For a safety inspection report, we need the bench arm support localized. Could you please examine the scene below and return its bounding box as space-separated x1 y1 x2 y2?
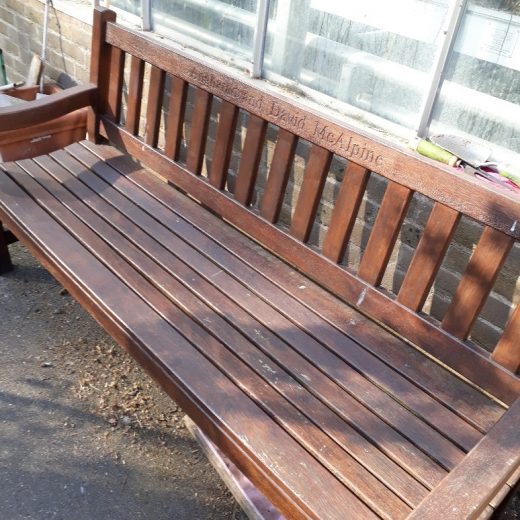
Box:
408 397 520 519
0 84 97 133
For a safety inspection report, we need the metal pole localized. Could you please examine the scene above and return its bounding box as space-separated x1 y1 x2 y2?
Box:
142 0 152 31
416 0 468 137
251 0 270 78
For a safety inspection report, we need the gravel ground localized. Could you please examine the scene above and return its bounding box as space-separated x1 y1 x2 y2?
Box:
0 243 246 520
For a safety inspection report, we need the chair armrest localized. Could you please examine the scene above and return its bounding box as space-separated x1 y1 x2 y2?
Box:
408 397 520 519
0 84 97 132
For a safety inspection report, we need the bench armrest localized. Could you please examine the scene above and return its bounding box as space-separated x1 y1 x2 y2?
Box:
0 84 97 133
408 397 520 519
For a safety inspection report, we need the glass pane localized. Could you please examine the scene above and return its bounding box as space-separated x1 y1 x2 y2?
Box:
110 0 141 17
430 1 520 160
264 0 450 130
152 0 257 63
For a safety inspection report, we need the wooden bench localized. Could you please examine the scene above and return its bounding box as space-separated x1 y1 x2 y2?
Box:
1 8 519 519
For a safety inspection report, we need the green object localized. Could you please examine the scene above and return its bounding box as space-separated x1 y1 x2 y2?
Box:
0 49 7 86
499 170 520 188
416 139 460 167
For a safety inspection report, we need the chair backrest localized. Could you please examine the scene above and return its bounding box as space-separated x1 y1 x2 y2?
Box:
90 8 520 404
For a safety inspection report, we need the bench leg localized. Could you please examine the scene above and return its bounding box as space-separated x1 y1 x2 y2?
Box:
0 221 13 274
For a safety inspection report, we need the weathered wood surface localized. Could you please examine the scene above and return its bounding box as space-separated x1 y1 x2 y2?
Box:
0 84 96 133
1 140 514 518
408 398 520 519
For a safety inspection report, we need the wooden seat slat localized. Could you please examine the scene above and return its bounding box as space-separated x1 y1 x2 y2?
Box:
62 146 475 466
68 144 482 446
322 161 370 263
186 87 212 175
260 128 298 223
1 159 381 520
289 144 332 242
73 145 483 449
144 65 165 147
52 144 450 486
208 100 239 189
82 141 507 434
164 76 187 160
397 202 460 312
31 149 435 504
442 226 515 339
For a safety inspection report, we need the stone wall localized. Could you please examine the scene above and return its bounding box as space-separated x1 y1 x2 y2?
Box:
2 0 518 353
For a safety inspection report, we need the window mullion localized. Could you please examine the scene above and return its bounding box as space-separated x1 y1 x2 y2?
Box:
416 0 468 138
251 0 271 78
142 0 152 30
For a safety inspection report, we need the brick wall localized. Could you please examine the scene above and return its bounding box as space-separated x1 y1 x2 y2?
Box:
2 0 519 352
0 0 91 87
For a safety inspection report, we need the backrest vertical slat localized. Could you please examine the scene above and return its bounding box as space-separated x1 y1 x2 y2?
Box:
290 145 332 242
208 101 239 189
107 46 125 123
397 203 460 311
260 129 298 223
88 7 116 141
322 162 369 263
164 77 188 161
144 66 166 147
234 115 268 206
442 227 514 339
358 183 413 286
186 88 213 175
492 306 520 373
125 55 145 136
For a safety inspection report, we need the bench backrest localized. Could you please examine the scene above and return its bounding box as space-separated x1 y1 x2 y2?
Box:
90 8 520 404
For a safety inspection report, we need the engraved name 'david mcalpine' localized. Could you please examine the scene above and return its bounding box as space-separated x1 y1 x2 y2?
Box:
189 67 384 167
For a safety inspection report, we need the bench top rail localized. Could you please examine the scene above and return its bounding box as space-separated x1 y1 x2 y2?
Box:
90 10 520 403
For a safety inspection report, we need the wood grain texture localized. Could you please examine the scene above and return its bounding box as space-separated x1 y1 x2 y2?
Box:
106 21 520 241
144 66 166 147
442 227 514 339
208 101 238 189
0 85 96 133
322 162 369 263
100 121 520 405
87 8 115 140
260 128 297 223
107 46 125 123
492 305 520 373
358 182 413 286
397 203 460 311
290 145 332 242
125 55 145 136
186 88 213 175
408 398 520 520
164 77 188 160
234 115 267 206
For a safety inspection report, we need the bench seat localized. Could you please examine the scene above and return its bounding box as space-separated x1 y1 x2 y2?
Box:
0 141 513 519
